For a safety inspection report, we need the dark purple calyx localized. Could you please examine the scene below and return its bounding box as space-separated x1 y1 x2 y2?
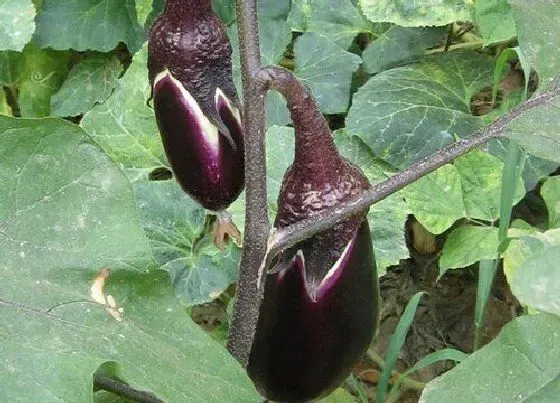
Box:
247 68 379 402
148 0 244 211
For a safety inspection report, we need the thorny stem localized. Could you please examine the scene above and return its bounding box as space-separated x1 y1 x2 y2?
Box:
227 0 269 367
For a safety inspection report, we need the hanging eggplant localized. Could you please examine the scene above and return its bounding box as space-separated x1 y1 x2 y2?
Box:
147 0 243 248
247 68 380 402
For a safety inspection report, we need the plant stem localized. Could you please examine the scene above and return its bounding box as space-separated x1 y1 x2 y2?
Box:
93 375 163 403
260 87 559 270
227 0 270 367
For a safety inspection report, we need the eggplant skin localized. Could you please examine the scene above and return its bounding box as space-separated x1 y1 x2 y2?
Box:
153 72 244 211
247 220 379 402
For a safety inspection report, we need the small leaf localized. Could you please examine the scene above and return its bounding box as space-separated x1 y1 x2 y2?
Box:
420 314 560 403
473 0 516 46
34 0 145 52
362 26 446 74
440 226 499 273
404 164 465 234
359 0 472 27
0 0 35 51
290 0 373 49
294 32 362 114
51 53 122 117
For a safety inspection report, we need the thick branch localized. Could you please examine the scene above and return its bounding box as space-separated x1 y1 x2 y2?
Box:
227 0 269 366
262 87 559 269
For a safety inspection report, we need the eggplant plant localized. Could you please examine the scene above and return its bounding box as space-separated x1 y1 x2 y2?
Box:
246 69 379 402
148 0 244 249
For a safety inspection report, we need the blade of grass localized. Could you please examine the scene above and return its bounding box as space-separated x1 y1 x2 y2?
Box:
388 348 468 401
348 374 369 403
474 140 525 349
375 292 425 403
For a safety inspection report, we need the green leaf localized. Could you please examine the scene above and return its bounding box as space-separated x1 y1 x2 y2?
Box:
509 246 560 317
0 116 259 402
542 176 560 229
376 292 425 403
473 0 516 46
420 314 560 403
0 0 36 51
440 226 499 272
347 51 493 168
359 0 472 27
509 0 560 87
81 44 166 173
504 228 560 278
34 0 145 52
362 26 446 74
51 53 122 117
0 116 152 287
135 0 154 26
404 164 465 234
294 32 362 114
335 132 410 273
454 150 525 222
134 180 240 305
0 42 69 117
506 96 560 164
289 0 373 49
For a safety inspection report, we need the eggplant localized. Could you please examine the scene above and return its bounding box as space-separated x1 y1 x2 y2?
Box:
247 68 379 402
147 0 244 212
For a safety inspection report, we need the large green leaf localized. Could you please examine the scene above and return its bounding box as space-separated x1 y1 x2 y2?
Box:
0 43 69 117
359 0 472 26
134 180 240 305
439 226 499 273
506 96 560 164
542 176 560 229
81 45 166 174
0 0 35 51
509 0 560 87
289 0 373 48
0 116 259 402
347 51 493 169
51 53 122 117
294 32 362 114
362 26 446 74
473 0 516 46
420 314 560 403
34 0 145 52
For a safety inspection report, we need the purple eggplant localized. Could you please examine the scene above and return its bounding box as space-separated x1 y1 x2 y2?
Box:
147 0 244 212
247 68 379 402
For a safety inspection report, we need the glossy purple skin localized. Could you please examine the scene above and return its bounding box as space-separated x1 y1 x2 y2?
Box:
153 74 244 211
248 221 378 402
148 0 243 211
247 70 379 402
